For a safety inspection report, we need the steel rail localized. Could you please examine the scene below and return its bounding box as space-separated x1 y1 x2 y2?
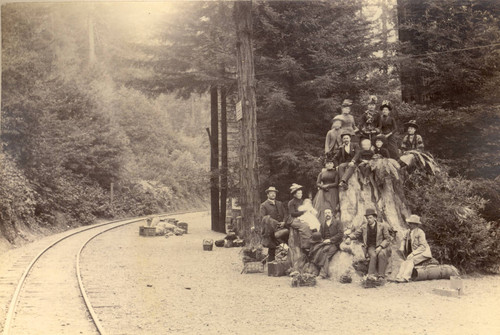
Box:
2 210 197 335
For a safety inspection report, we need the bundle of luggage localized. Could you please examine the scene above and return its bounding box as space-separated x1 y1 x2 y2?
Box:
215 232 245 249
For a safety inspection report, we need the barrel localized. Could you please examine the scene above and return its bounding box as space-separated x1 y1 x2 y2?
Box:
412 264 459 281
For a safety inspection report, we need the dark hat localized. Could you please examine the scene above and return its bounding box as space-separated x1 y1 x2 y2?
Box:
340 130 353 138
290 183 303 194
342 99 353 107
311 232 323 243
265 186 279 194
405 120 419 130
364 208 378 217
380 100 392 111
374 134 387 144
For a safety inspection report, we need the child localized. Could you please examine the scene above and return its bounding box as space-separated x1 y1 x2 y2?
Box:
373 134 390 158
401 120 424 152
339 138 374 189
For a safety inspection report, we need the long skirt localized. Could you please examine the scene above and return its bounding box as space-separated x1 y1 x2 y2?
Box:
313 187 339 223
386 134 399 159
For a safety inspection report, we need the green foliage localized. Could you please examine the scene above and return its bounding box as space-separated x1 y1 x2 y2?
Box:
0 153 37 242
1 3 210 240
404 170 500 273
397 103 500 179
399 0 500 104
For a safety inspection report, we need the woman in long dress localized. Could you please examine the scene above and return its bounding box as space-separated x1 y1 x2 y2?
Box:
313 158 339 224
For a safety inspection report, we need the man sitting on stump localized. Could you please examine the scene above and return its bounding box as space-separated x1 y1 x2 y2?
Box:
309 208 344 278
346 209 392 280
260 186 287 262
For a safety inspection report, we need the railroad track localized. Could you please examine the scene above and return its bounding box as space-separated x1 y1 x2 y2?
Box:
1 213 185 335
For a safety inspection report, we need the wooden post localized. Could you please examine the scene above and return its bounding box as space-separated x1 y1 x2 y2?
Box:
220 85 228 233
233 1 260 242
110 182 114 216
209 85 220 232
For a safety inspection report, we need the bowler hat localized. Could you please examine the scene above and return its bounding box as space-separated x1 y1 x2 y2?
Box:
342 99 353 107
405 120 419 130
380 100 392 111
340 130 353 138
290 183 303 194
364 208 378 217
311 232 323 243
265 186 279 194
406 214 422 225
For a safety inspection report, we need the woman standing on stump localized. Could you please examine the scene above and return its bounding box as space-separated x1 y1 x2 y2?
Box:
313 158 339 224
377 100 399 159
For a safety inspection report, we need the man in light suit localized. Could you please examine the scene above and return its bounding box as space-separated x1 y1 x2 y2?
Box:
395 214 432 282
346 208 392 279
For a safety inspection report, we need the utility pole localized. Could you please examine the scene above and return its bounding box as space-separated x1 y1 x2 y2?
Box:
220 84 228 233
207 85 220 232
233 1 260 242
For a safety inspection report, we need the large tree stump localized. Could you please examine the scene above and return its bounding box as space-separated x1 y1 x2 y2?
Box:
330 167 410 280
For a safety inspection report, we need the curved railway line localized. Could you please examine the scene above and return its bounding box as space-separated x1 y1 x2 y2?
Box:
1 213 183 335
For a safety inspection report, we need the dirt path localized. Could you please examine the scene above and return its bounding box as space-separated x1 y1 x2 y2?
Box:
81 211 500 335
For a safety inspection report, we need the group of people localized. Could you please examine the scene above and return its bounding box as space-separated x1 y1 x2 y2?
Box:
259 96 432 282
318 97 425 217
260 184 433 282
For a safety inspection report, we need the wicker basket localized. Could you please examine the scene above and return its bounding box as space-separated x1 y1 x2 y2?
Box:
242 261 264 274
203 239 214 251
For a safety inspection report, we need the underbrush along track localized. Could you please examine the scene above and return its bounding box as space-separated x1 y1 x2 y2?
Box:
2 211 193 335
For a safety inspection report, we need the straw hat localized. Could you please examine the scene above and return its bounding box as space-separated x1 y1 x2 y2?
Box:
290 183 303 194
342 99 353 107
265 186 279 194
406 214 422 225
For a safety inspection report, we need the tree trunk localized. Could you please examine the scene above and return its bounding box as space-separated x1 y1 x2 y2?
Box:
233 1 260 242
209 85 220 232
220 85 228 233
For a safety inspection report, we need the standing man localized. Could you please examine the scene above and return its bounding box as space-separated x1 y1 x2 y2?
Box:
310 209 344 278
346 208 392 280
260 186 287 262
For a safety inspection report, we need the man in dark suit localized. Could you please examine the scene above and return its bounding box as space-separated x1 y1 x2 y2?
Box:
334 131 360 190
310 209 344 278
346 208 392 279
260 186 287 261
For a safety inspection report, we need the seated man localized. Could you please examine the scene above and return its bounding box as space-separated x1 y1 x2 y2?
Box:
346 208 392 280
309 209 343 278
338 138 374 189
395 215 432 283
334 131 360 190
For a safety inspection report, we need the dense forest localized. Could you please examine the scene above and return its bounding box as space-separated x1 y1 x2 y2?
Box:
1 1 499 271
1 3 211 244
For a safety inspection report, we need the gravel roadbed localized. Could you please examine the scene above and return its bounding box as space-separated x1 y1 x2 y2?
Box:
80 211 500 335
